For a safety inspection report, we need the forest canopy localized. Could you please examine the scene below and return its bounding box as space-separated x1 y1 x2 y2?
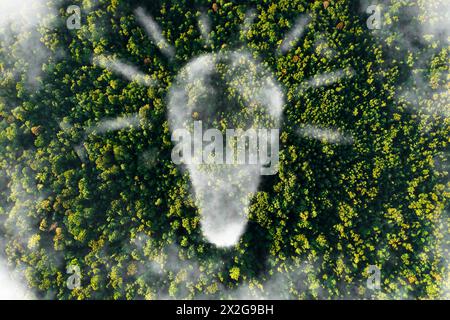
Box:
0 0 449 299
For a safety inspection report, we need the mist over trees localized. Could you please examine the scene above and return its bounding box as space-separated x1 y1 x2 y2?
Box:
0 0 449 299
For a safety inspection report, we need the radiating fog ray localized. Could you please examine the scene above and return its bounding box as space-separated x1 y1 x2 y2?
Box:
59 114 142 163
279 16 310 54
93 55 155 87
401 89 450 119
86 114 141 135
399 67 450 120
134 7 175 58
240 9 257 37
58 121 88 163
298 124 354 145
313 35 337 59
198 13 212 47
296 68 354 92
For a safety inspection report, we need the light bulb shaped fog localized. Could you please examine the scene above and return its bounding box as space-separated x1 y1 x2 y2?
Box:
168 51 283 247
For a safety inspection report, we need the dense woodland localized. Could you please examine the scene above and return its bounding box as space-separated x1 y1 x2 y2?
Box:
0 0 449 299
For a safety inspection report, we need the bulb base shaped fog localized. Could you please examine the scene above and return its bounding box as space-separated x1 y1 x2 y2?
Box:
168 51 283 248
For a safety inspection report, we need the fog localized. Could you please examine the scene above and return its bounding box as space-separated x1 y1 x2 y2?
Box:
167 51 283 247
